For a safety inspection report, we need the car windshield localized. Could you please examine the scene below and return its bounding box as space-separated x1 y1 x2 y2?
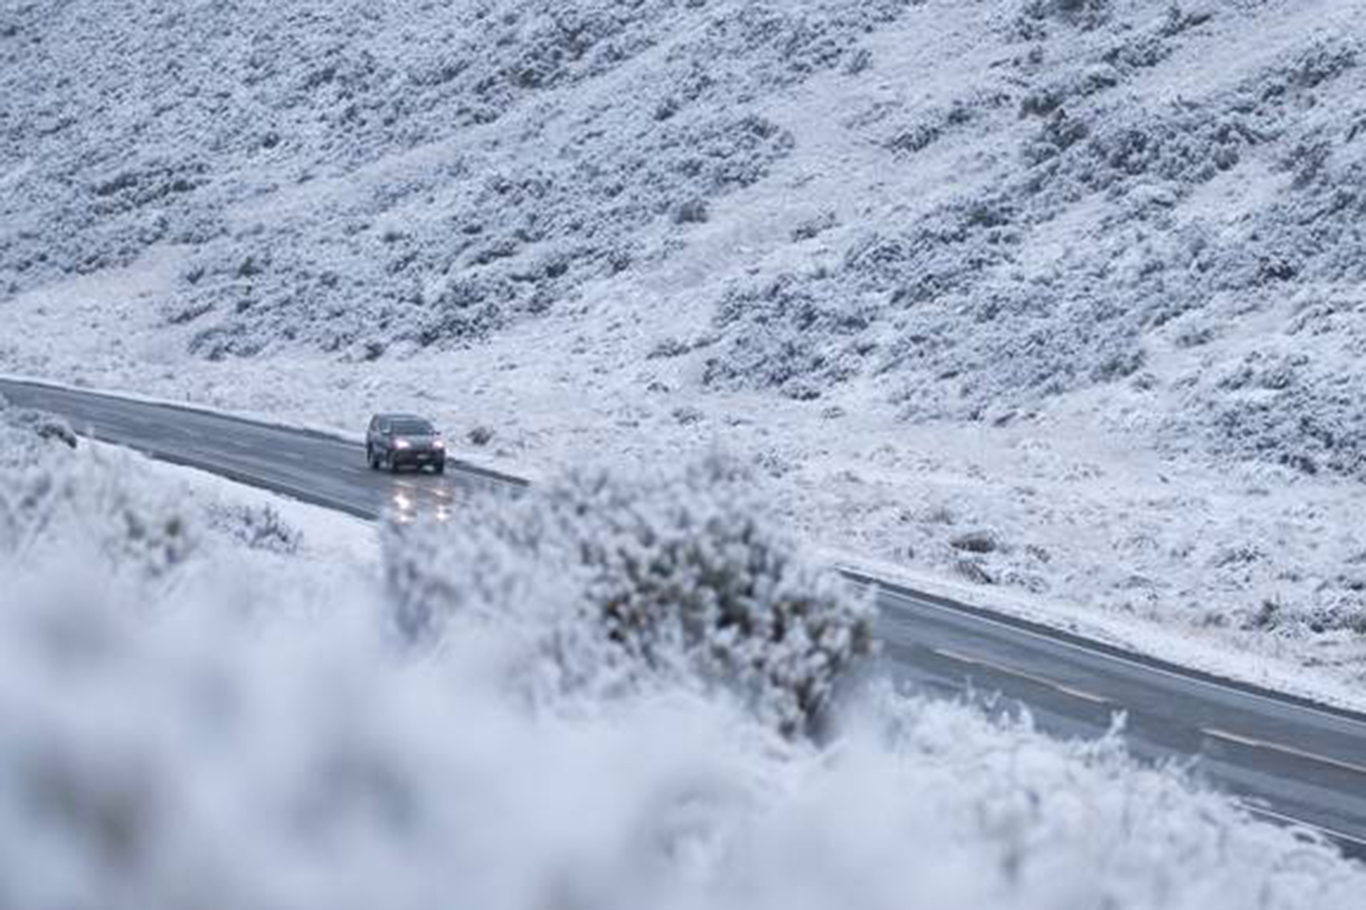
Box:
391 419 434 435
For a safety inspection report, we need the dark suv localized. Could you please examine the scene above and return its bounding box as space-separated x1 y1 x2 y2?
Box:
366 414 446 474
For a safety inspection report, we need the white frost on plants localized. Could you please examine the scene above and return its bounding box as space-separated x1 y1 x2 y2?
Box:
383 455 875 739
2 0 1365 702
0 415 1363 909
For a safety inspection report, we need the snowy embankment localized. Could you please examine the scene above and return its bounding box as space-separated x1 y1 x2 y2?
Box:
2 2 1365 701
1 407 1363 909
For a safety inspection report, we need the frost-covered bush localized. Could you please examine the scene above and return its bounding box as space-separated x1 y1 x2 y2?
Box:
0 405 78 450
0 450 197 580
384 456 875 738
705 198 1020 405
0 405 197 577
2 561 1364 910
1014 0 1112 36
1019 64 1119 117
704 275 877 399
206 502 302 554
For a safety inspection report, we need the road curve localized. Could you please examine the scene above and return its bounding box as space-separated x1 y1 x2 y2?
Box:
2 376 1364 859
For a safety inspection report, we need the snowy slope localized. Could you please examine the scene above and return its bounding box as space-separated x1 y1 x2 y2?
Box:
1 0 906 353
3 0 1366 688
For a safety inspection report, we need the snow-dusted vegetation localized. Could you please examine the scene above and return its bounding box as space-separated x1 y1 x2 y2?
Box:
1 408 1364 909
1 0 903 356
384 456 874 738
3 1 1366 694
0 407 198 577
705 9 1366 484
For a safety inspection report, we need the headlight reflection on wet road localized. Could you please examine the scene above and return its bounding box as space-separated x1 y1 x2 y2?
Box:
390 483 457 524
390 488 417 525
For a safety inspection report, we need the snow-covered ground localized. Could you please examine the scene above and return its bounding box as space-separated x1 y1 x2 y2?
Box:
2 408 1365 908
3 0 1365 705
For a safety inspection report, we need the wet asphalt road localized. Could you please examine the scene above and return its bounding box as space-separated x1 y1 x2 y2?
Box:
3 376 1363 858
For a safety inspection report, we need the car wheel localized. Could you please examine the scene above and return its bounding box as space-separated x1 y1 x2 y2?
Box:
433 462 446 476
366 445 377 470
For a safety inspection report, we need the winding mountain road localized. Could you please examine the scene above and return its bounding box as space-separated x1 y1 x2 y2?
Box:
3 376 1363 859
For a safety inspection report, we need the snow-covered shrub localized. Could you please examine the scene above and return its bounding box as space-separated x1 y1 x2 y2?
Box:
1282 35 1359 91
2 557 1364 910
1019 64 1119 117
0 402 77 453
791 210 838 241
0 406 197 578
704 275 876 398
886 120 942 155
1015 0 1111 36
4 456 198 580
1072 108 1249 188
1240 587 1366 638
206 502 302 554
950 530 1004 554
1023 109 1090 164
672 198 710 225
383 456 875 738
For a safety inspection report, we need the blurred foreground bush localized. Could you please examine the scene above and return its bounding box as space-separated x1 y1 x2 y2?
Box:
384 456 875 738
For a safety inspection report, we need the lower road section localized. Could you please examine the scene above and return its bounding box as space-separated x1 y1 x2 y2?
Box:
3 376 1363 858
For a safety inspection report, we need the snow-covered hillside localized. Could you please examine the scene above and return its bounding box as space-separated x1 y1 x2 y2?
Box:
1 0 905 354
2 410 1364 909
3 0 1366 691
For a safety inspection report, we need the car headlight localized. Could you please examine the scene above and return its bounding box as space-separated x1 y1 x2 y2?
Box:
393 439 411 449
433 439 445 449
